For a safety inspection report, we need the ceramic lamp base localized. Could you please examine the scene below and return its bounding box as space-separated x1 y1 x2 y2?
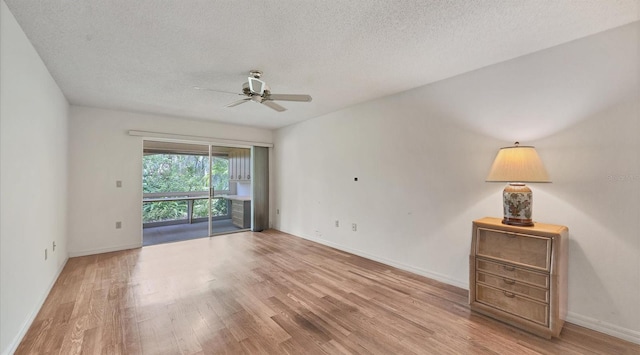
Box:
502 183 534 226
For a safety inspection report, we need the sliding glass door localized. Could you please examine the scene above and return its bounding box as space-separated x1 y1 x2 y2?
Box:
142 141 252 246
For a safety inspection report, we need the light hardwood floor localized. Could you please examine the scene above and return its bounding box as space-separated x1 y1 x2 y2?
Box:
16 230 639 354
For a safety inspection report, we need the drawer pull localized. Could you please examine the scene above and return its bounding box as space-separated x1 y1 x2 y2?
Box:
503 278 516 285
503 265 516 272
503 291 516 298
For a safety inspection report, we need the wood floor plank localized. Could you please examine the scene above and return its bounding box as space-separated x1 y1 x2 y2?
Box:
167 302 204 355
201 327 246 354
234 293 291 343
58 314 87 355
15 229 640 354
80 326 102 355
41 301 75 352
137 312 181 355
14 318 52 354
121 306 142 354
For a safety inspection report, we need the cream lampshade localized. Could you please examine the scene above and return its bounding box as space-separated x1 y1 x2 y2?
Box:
486 142 550 226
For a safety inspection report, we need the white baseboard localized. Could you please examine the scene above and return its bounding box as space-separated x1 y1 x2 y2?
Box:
278 228 640 346
289 229 468 289
68 242 141 257
566 312 640 345
3 256 69 355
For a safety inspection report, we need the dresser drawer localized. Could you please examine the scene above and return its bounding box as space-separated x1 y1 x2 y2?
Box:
477 272 548 303
476 259 549 289
476 284 549 326
476 228 551 271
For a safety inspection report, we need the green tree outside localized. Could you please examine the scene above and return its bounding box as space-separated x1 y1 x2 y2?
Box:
143 154 229 223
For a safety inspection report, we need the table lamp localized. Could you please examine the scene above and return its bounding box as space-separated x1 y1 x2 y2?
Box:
486 142 550 226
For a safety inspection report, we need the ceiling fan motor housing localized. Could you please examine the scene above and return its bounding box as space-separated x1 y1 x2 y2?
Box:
223 70 311 112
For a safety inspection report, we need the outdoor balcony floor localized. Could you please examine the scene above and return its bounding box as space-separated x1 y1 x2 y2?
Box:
143 219 245 246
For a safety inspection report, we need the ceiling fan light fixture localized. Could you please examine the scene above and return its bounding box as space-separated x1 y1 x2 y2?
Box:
248 77 266 95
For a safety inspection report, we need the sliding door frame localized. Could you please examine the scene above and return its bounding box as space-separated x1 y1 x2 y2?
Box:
137 131 272 243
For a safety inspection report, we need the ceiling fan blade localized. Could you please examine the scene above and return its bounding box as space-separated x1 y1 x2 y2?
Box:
226 98 251 107
267 94 312 102
262 100 287 112
194 86 242 95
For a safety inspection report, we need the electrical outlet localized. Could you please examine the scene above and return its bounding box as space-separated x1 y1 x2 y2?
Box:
44 248 48 260
116 180 122 188
352 223 357 232
277 209 280 215
52 241 56 252
335 220 339 227
116 221 122 229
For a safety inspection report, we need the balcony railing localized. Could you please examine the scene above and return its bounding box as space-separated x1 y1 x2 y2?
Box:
142 192 230 228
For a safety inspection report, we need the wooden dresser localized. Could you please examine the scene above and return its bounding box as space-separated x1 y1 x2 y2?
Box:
469 217 568 338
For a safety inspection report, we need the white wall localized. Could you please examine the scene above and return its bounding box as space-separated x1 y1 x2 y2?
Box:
0 2 70 354
274 22 639 343
67 106 273 256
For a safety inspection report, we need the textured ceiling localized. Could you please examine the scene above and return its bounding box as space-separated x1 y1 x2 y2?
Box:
5 1 639 129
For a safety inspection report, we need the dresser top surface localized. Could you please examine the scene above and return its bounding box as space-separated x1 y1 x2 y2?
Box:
474 217 568 235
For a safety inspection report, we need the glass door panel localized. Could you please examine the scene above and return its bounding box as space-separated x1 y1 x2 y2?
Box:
209 145 252 235
142 141 211 246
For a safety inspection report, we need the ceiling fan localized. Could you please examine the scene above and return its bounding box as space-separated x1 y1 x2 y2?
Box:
195 70 312 112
